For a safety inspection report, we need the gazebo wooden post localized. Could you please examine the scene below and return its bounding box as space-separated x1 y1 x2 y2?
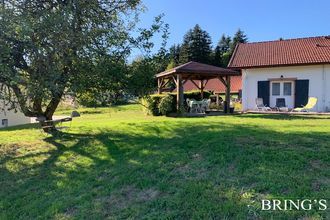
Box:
200 80 204 99
177 74 184 111
225 75 231 113
157 78 162 94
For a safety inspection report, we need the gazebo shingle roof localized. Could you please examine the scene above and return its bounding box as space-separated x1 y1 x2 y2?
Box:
156 61 239 79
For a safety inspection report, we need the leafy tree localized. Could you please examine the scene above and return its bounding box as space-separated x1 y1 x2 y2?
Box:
179 24 213 64
221 52 232 67
166 60 176 70
125 24 169 99
231 28 248 53
76 57 128 107
0 0 167 121
127 57 157 98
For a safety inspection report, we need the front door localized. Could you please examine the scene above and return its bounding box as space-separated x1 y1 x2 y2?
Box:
270 81 295 108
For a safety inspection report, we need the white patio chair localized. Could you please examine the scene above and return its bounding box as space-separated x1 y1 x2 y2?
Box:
188 99 198 113
256 98 271 111
201 99 211 113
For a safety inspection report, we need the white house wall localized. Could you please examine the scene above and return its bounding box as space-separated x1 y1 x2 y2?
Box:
0 103 32 128
325 65 330 112
242 64 330 112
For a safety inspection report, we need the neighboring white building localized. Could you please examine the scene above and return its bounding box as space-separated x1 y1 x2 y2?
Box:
0 102 32 128
228 36 330 112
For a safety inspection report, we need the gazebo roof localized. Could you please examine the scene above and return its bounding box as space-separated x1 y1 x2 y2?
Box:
156 61 239 80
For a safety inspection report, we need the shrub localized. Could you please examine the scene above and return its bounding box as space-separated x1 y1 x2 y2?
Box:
77 92 99 107
141 94 165 116
183 90 212 100
77 90 131 107
159 94 175 116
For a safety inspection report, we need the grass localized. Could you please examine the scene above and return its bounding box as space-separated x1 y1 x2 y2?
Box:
0 104 329 219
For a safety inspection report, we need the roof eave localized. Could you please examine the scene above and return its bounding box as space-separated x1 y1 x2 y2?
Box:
229 62 330 69
155 69 177 78
227 43 240 68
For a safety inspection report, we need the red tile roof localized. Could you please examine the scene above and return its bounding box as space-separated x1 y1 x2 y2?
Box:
228 36 330 69
183 75 242 93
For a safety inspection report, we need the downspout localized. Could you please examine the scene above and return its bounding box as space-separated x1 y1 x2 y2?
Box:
322 65 326 112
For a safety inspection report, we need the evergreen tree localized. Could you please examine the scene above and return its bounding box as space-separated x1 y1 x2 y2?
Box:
218 34 232 54
212 46 222 67
213 34 231 67
231 28 248 53
168 44 181 66
179 24 213 64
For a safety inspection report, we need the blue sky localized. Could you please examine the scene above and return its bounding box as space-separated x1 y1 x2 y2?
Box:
137 0 330 51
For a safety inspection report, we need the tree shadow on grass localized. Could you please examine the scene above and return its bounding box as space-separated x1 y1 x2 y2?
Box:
0 122 329 219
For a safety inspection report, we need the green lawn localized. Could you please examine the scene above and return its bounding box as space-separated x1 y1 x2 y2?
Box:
0 104 329 219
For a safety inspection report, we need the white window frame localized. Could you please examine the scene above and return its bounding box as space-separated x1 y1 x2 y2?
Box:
272 82 281 96
283 82 292 96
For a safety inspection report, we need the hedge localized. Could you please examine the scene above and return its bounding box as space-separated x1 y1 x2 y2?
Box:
183 90 212 100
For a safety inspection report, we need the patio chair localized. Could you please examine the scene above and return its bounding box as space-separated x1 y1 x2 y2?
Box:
234 101 242 111
187 99 198 113
292 97 318 112
275 98 288 112
186 98 191 107
255 98 271 111
201 99 211 113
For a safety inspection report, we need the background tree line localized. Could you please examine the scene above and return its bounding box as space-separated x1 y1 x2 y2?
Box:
166 24 248 69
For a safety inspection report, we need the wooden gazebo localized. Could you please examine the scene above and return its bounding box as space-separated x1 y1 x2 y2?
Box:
155 61 240 113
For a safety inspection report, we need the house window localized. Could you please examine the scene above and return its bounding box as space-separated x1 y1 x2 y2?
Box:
283 82 292 96
272 82 280 96
2 119 8 127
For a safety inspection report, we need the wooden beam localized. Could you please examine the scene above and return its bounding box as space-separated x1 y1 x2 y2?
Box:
204 79 209 88
225 75 231 113
200 80 204 99
172 75 178 85
162 78 171 88
218 77 227 87
160 78 165 87
182 75 192 85
177 74 184 112
190 79 201 90
157 78 162 94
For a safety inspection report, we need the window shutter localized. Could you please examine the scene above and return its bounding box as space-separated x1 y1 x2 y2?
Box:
257 81 270 106
295 80 309 108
